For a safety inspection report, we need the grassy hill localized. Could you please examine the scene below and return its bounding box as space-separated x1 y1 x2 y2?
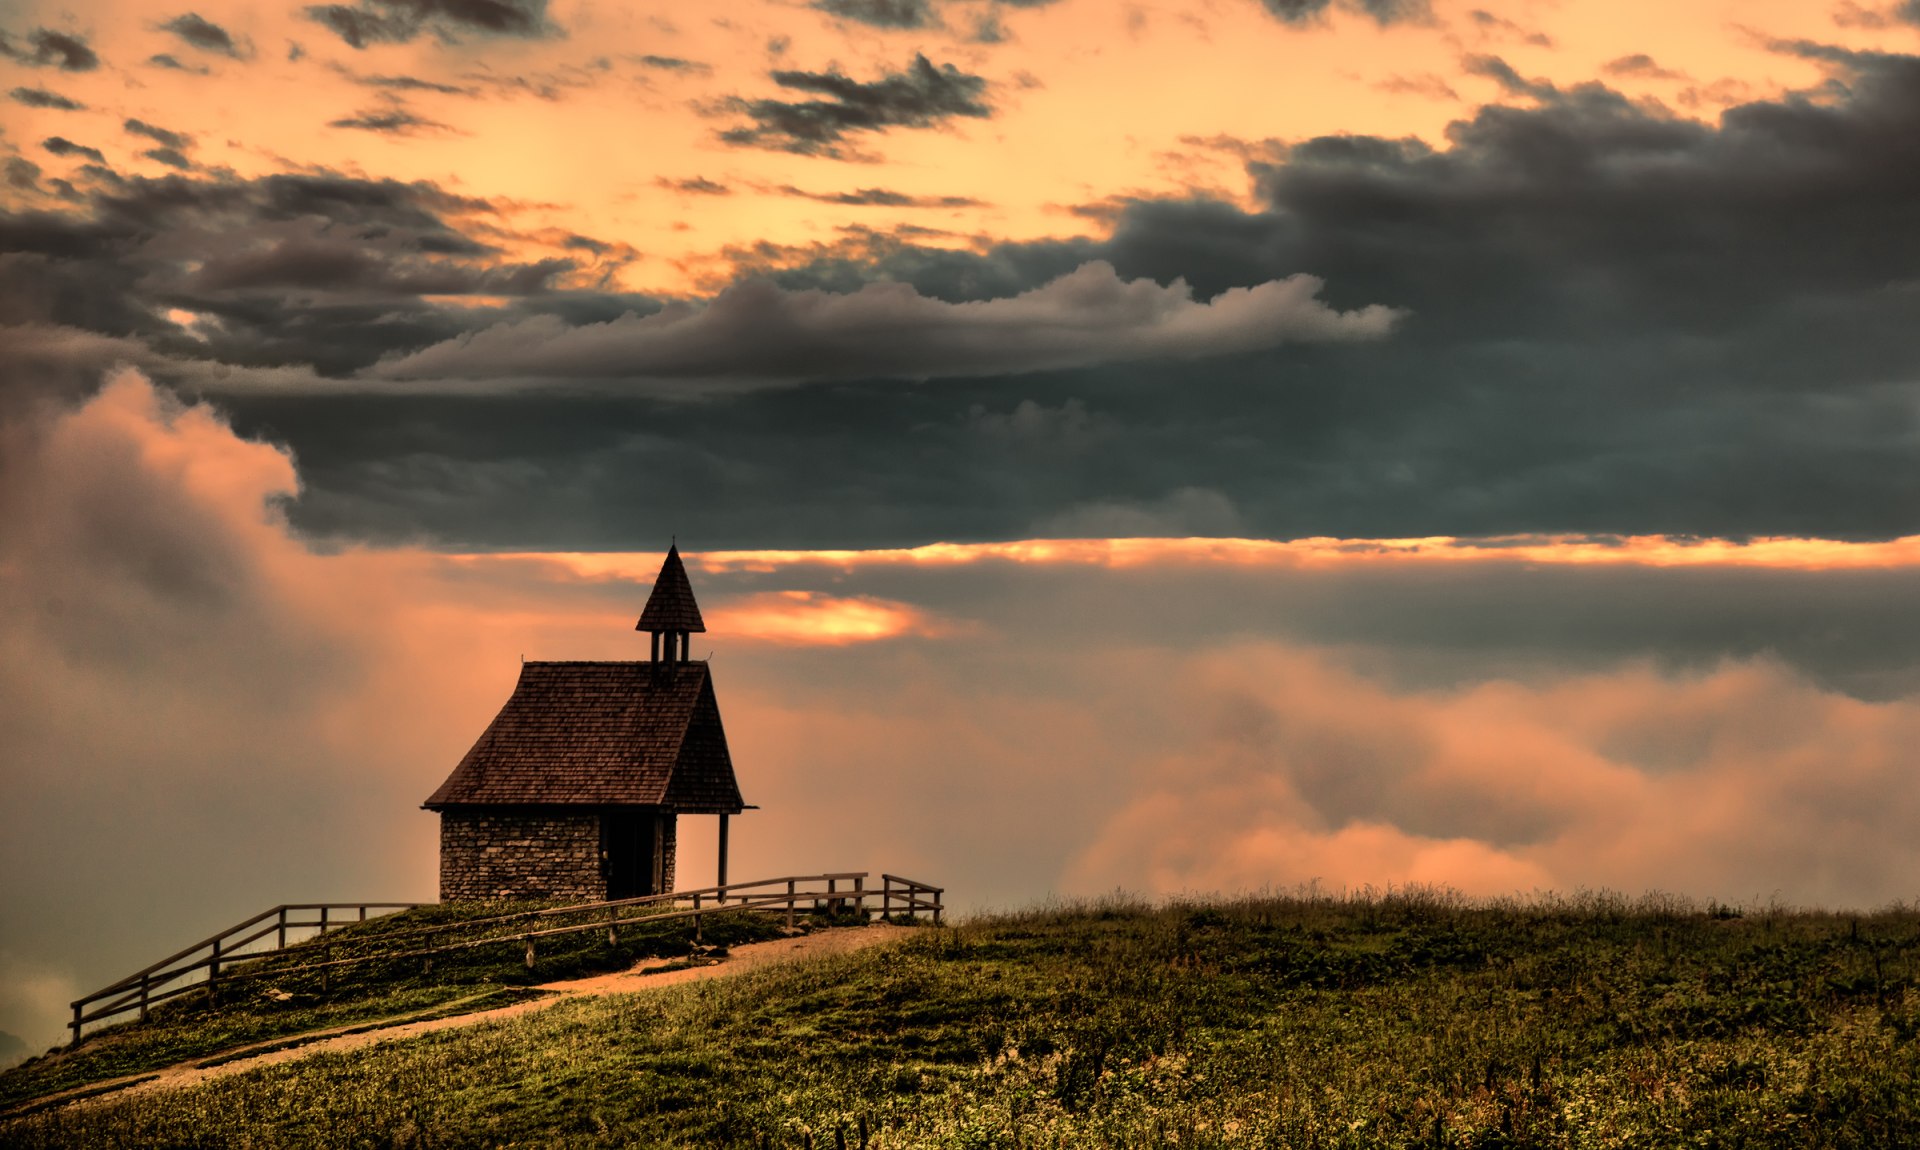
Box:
5 891 1920 1147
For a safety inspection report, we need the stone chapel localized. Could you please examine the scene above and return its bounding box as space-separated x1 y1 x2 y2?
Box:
423 546 748 901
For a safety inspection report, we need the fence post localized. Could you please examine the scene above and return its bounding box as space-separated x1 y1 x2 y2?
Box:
70 1003 81 1048
525 935 535 970
933 888 943 927
139 973 151 1022
277 906 287 950
883 876 892 921
787 879 796 929
320 906 330 936
608 906 619 947
209 937 222 1000
360 905 368 922
854 875 866 921
694 892 704 944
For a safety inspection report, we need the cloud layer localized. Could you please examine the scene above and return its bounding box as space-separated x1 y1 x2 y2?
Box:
9 372 1920 1052
372 261 1400 387
720 53 991 158
7 30 1920 548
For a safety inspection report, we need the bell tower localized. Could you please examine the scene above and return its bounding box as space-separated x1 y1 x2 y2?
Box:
635 543 706 664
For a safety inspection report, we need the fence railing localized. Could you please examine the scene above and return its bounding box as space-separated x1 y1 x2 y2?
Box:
66 903 424 1047
68 872 943 1046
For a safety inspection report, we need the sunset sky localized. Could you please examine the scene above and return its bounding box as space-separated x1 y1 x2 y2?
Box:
6 0 1920 1051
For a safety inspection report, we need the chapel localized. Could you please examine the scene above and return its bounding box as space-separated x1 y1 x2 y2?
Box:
423 546 748 901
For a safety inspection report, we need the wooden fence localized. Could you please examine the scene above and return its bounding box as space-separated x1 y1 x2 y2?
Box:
65 903 424 1047
68 872 943 1046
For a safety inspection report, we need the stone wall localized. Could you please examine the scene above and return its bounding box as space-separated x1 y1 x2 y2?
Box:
660 814 678 895
438 809 683 901
439 811 605 902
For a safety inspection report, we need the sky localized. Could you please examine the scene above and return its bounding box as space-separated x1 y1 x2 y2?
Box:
4 0 1920 1053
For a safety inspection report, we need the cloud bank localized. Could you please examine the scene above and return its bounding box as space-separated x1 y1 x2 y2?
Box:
8 369 1920 1052
372 261 1401 388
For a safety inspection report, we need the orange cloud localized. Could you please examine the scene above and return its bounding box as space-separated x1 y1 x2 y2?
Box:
14 369 1920 1050
506 532 1920 580
705 590 946 646
1066 647 1920 904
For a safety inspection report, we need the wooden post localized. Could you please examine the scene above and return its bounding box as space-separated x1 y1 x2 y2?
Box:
209 938 222 1000
359 905 368 922
525 935 536 970
854 874 866 921
320 906 330 936
694 893 703 944
139 973 150 1022
69 1003 81 1048
787 879 796 928
717 814 730 904
608 907 619 947
277 907 287 950
883 876 892 920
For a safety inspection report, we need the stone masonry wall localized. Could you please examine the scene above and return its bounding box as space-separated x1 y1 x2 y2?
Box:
439 811 604 902
660 814 677 895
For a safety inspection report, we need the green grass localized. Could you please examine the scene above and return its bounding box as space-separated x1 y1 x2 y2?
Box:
6 891 1920 1147
0 900 786 1112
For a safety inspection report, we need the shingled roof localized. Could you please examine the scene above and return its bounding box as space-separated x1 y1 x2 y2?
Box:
423 661 744 813
635 546 706 634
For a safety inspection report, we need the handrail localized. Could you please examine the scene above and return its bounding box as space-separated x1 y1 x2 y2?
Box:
68 902 425 1045
67 872 945 1047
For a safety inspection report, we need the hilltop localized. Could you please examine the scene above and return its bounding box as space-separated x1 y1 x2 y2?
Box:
4 891 1919 1147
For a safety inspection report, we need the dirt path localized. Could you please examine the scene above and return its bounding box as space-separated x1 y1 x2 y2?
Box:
20 924 911 1116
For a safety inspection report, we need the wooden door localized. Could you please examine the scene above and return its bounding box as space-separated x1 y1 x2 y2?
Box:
602 812 657 900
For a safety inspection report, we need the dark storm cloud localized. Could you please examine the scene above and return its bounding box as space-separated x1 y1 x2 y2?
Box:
303 0 555 49
5 158 41 190
371 262 1396 387
147 53 208 74
719 53 990 158
346 71 478 96
812 0 938 29
658 176 731 195
15 49 1920 552
0 168 624 384
213 46 1920 551
1460 53 1555 99
141 148 193 170
0 28 100 71
1373 73 1460 101
777 185 983 207
9 87 84 110
1602 54 1685 81
1257 0 1431 27
328 107 452 134
41 137 105 163
160 12 244 57
125 119 193 151
1465 9 1553 47
636 54 709 74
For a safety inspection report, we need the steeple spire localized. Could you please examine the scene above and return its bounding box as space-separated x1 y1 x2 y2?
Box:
636 544 706 663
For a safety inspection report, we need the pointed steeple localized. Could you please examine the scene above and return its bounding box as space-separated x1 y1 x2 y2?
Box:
637 545 705 663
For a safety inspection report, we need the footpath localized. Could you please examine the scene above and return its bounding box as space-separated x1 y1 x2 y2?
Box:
4 923 909 1119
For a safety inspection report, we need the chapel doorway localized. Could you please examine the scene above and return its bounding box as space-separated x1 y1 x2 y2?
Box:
603 812 660 899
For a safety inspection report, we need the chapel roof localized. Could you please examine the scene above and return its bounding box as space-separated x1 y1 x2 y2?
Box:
422 661 743 812
635 545 706 634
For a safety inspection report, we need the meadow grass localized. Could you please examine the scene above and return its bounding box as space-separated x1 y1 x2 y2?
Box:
0 901 784 1111
5 890 1920 1146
